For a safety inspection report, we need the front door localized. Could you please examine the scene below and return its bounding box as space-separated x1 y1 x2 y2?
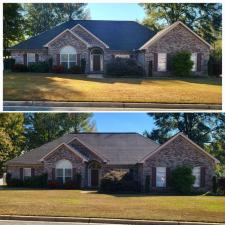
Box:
93 55 101 71
91 169 99 187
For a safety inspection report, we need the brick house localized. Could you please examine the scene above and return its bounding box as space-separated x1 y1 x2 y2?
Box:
8 20 212 76
6 132 219 191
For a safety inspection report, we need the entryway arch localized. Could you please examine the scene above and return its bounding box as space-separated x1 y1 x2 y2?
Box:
90 47 104 73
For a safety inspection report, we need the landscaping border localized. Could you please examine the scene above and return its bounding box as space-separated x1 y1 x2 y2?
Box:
0 215 224 225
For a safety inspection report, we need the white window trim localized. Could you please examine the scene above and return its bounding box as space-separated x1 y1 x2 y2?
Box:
27 53 36 65
23 168 31 180
157 53 167 72
55 159 73 183
60 54 77 69
191 53 197 72
192 167 201 188
156 167 166 188
114 54 130 59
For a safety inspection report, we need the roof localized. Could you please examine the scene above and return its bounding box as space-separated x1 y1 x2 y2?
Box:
6 133 159 165
10 20 156 51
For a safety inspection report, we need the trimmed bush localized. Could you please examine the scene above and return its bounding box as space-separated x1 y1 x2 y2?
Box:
169 166 195 194
106 58 145 77
100 170 139 193
28 62 50 73
208 49 222 77
52 65 65 73
4 58 15 70
145 175 151 193
218 177 225 195
171 51 194 76
12 64 28 72
212 176 218 194
68 65 82 74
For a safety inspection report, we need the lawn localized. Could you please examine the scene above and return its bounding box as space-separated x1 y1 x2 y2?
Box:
0 190 225 222
3 72 222 104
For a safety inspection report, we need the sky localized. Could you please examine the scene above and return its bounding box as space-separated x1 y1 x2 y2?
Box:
92 113 155 134
88 3 145 21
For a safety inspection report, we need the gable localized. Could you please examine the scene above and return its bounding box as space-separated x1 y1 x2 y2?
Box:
41 143 87 163
71 24 109 48
46 29 89 49
140 133 219 165
140 22 212 51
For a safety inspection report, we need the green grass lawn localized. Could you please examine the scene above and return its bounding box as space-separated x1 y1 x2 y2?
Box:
3 72 222 104
0 190 224 222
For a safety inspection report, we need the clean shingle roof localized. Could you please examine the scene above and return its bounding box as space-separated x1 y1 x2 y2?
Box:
7 133 159 165
10 20 156 51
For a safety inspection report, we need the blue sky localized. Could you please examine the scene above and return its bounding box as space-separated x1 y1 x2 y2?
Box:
92 113 155 134
88 4 145 21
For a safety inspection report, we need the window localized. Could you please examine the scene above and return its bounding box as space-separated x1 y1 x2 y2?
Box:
158 53 167 72
191 53 197 71
156 167 166 187
114 54 130 59
27 53 35 65
60 46 76 69
192 167 201 187
23 168 31 180
55 159 73 183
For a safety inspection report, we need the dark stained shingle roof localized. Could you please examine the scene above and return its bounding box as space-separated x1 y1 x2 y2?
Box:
7 133 159 165
10 20 156 51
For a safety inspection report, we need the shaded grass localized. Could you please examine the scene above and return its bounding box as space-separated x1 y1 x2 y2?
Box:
0 190 225 222
3 72 222 104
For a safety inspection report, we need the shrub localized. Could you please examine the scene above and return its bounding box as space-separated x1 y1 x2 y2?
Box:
47 180 61 189
208 49 222 77
212 176 218 194
48 58 53 71
169 166 195 194
12 64 28 72
218 177 225 195
4 58 15 70
52 65 65 73
106 58 145 77
100 170 139 193
68 65 82 74
81 58 86 73
28 62 49 73
171 51 193 76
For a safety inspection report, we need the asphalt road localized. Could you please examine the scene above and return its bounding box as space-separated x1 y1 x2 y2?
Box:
0 221 124 225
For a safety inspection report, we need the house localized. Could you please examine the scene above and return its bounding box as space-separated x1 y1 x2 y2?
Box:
6 132 219 191
8 20 212 76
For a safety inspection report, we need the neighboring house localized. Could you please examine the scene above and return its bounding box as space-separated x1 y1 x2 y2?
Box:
8 20 212 76
6 132 219 191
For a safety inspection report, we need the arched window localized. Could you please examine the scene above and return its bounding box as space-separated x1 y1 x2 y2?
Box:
55 159 72 183
60 46 76 69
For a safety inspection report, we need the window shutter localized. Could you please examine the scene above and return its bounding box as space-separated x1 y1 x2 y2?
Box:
31 168 35 177
20 168 23 180
166 167 170 187
52 168 55 181
77 54 81 66
56 54 60 65
197 53 202 72
154 53 158 71
35 54 39 62
23 54 27 65
167 54 172 71
200 167 206 187
152 167 156 187
73 168 76 181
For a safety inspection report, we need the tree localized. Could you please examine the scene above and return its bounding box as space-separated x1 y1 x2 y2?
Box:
25 113 95 149
0 113 25 176
140 3 222 44
24 3 89 36
3 3 25 53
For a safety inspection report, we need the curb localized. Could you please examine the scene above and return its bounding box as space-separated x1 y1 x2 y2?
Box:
0 215 224 225
3 101 222 110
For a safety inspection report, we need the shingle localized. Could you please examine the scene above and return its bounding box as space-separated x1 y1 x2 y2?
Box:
10 20 156 51
6 133 159 165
